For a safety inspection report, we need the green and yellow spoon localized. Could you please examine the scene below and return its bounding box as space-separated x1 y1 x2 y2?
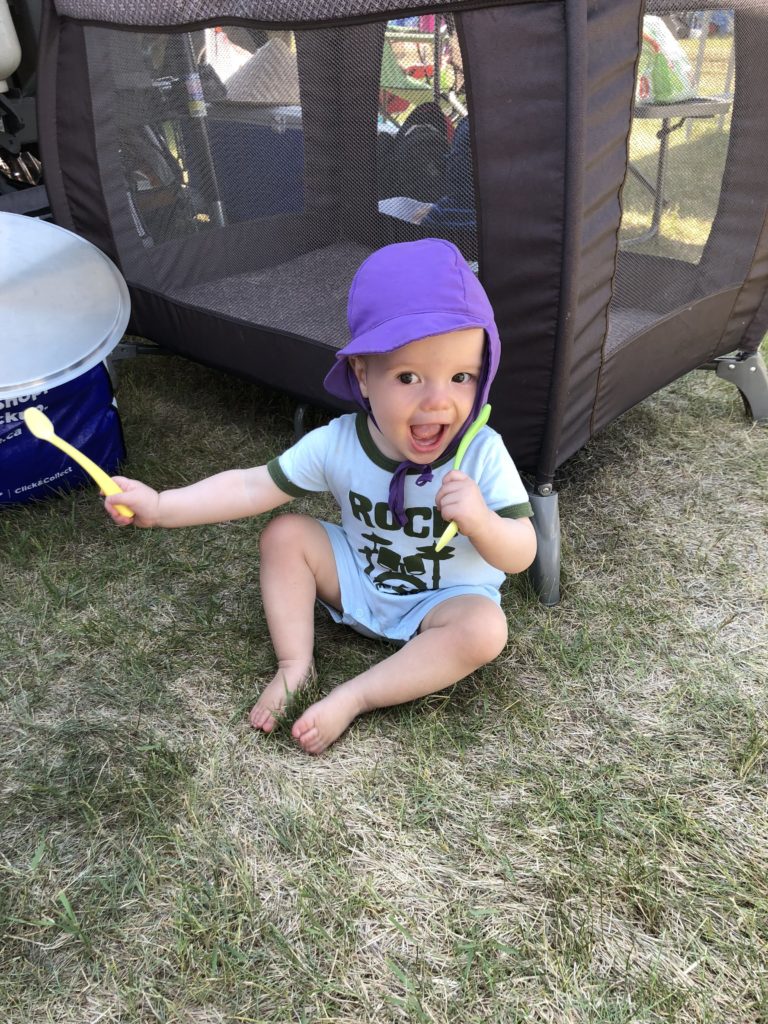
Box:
434 403 491 552
23 407 134 518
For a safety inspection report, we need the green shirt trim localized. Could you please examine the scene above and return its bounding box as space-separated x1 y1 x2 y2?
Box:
497 501 534 520
267 457 315 497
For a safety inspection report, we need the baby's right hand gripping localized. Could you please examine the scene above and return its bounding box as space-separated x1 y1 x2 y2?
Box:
104 477 161 528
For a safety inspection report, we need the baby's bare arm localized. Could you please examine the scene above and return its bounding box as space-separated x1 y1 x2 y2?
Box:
467 513 537 575
105 466 292 528
436 470 537 574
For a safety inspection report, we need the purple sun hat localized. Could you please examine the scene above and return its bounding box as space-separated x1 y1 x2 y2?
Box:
324 238 500 415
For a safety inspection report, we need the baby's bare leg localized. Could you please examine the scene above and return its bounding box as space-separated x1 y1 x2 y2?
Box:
292 594 507 754
250 514 341 733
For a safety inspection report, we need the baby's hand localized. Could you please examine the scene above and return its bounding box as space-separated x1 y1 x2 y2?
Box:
436 470 492 541
104 476 161 528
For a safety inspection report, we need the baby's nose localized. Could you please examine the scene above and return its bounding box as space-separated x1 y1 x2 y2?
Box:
420 383 451 409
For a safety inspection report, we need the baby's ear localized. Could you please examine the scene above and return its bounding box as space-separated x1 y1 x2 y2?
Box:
348 356 368 397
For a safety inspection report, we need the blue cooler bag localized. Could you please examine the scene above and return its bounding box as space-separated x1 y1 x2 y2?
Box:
2 211 132 507
0 363 126 506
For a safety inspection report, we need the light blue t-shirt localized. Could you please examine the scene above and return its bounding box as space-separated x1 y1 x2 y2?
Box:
268 412 532 640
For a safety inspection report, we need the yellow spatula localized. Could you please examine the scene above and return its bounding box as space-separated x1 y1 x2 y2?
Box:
23 407 134 518
434 403 491 552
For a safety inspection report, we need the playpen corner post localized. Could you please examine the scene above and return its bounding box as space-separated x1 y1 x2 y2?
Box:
525 0 587 608
527 489 561 607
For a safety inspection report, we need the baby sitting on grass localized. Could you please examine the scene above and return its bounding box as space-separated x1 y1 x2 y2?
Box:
105 239 537 753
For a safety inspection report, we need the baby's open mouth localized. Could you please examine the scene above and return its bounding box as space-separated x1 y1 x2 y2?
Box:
410 423 448 452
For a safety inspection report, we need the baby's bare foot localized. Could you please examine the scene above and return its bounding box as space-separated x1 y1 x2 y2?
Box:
291 685 362 754
249 661 315 733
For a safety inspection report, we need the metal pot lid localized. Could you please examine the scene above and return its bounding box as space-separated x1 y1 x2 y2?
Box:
0 212 131 402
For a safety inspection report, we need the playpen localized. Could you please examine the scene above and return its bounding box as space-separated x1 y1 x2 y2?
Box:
35 0 768 601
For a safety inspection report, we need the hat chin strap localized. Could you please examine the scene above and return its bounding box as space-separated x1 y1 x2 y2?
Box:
388 460 433 528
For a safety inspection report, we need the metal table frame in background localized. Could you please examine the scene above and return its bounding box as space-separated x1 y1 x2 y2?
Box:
625 96 732 244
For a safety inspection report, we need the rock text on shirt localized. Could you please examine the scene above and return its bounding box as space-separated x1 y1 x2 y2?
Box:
348 490 450 539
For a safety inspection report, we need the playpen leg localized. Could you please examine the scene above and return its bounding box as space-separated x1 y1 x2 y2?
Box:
710 351 768 423
105 338 160 389
294 403 310 441
528 490 561 607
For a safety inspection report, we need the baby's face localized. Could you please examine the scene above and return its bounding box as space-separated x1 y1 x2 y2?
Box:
350 327 484 463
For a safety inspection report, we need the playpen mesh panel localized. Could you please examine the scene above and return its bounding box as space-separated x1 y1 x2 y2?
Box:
84 16 476 349
608 6 747 353
56 0 479 28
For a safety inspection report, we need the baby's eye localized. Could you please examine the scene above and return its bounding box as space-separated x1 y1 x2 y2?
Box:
452 372 475 384
397 372 419 384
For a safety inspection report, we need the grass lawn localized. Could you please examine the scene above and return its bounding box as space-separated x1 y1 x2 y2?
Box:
1 336 766 1022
